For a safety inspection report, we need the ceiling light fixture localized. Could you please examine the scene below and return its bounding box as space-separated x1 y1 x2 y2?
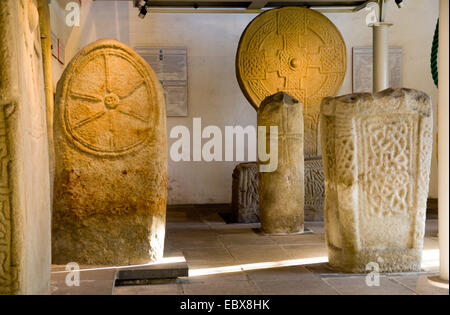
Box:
134 0 150 19
394 0 405 8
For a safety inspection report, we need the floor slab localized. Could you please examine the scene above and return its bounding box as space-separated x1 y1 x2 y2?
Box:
182 280 261 295
253 277 339 295
390 274 450 295
226 245 293 264
323 276 416 295
50 205 447 295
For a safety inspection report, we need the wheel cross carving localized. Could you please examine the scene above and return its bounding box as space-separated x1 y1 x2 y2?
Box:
237 7 347 112
236 7 347 156
61 49 158 156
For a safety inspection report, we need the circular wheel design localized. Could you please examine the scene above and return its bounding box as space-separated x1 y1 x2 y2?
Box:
61 47 158 156
236 7 347 113
236 7 347 156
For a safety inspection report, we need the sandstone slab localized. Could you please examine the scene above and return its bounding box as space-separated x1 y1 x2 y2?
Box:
0 0 52 294
38 0 55 198
304 157 325 221
320 88 433 273
258 92 304 234
231 161 324 223
231 162 259 223
52 39 167 265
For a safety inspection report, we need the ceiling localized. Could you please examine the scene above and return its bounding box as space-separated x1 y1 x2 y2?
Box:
94 0 371 10
144 1 368 9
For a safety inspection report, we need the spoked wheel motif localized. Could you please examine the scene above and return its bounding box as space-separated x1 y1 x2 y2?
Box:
63 49 157 156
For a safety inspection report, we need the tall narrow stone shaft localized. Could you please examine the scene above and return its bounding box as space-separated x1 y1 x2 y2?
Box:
258 92 304 235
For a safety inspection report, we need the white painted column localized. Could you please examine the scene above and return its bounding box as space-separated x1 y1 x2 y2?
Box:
372 22 392 93
429 0 449 289
438 0 449 283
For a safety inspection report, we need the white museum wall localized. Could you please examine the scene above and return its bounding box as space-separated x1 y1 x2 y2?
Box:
48 0 439 205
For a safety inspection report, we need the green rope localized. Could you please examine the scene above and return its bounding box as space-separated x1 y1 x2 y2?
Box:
431 19 439 87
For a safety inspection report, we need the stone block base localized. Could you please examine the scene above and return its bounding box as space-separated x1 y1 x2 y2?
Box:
328 247 422 273
52 213 165 265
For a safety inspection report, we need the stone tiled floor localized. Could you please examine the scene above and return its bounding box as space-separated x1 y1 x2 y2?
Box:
51 205 448 295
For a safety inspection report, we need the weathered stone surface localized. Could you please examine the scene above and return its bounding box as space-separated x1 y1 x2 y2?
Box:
53 39 167 265
236 7 342 222
236 6 347 157
231 161 324 223
38 0 55 198
320 88 433 273
258 92 304 234
231 163 259 223
304 157 325 221
0 0 52 294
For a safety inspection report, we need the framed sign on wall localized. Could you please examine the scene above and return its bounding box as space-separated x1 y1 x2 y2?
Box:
352 46 403 93
135 47 188 117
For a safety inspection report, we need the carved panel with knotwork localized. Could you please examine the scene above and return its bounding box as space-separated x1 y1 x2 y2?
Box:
320 88 433 273
237 7 347 157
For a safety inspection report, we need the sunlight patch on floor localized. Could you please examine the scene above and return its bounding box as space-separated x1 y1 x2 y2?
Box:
189 249 441 277
51 256 186 274
189 256 329 277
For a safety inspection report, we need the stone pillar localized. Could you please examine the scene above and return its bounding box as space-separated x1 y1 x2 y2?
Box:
52 39 167 265
321 88 433 273
37 0 55 200
232 163 259 223
258 92 304 234
0 0 52 294
235 7 346 221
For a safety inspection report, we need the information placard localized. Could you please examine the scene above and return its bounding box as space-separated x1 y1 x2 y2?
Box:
135 47 188 117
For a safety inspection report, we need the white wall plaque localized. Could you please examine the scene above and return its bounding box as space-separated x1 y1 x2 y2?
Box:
352 46 403 93
135 47 188 117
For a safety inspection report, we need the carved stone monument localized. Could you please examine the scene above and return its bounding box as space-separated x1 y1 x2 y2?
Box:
304 157 325 221
38 0 55 197
231 163 259 223
320 88 433 273
258 92 304 234
0 0 52 294
236 7 346 218
53 39 167 265
236 6 346 156
231 160 324 222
